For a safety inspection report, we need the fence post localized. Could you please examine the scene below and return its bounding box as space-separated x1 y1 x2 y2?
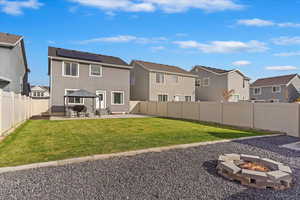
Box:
0 89 2 135
251 103 255 129
220 102 224 124
198 102 201 122
11 92 15 129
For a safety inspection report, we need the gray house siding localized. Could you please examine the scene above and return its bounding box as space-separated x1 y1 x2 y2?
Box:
130 62 149 101
250 85 287 102
228 71 250 101
250 76 300 102
192 68 228 101
0 42 29 95
50 59 130 114
130 62 195 102
192 68 250 102
149 72 195 102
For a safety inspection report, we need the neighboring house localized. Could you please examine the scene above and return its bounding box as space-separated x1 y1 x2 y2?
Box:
190 66 250 102
250 74 300 103
48 47 132 115
30 85 50 99
130 60 197 102
0 32 30 95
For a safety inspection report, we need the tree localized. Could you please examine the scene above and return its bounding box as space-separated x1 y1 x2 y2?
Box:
222 89 235 102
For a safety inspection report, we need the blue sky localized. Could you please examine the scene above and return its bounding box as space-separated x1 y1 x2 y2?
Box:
1 0 300 86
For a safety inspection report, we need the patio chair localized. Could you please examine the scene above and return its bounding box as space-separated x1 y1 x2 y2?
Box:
69 110 77 118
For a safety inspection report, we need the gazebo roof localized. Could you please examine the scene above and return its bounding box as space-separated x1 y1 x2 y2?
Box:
65 89 97 98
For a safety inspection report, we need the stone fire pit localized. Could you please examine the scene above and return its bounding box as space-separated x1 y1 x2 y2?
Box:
217 154 293 190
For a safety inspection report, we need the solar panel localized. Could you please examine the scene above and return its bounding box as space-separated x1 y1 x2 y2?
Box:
57 49 102 62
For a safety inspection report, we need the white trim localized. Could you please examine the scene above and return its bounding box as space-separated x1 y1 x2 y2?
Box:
89 64 103 77
0 76 12 82
203 77 210 87
253 87 262 95
272 85 281 93
192 66 249 80
286 75 299 86
0 37 23 48
64 89 84 105
62 61 80 78
96 90 106 109
111 91 125 105
49 56 132 70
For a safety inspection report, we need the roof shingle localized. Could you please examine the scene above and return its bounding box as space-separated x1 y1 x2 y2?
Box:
133 60 195 76
194 65 233 74
251 74 298 87
0 32 22 45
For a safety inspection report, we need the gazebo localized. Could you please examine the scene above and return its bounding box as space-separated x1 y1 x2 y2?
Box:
64 89 99 117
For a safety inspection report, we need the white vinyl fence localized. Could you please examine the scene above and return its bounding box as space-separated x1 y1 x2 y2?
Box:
138 101 300 137
0 89 49 136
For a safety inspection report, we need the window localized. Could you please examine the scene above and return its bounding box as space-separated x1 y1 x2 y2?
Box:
272 86 281 93
243 80 245 88
112 91 124 105
195 79 201 87
65 89 83 104
158 95 168 102
253 88 261 95
270 99 279 103
185 96 192 102
63 62 79 77
90 64 102 77
156 73 165 83
203 78 210 87
172 75 179 83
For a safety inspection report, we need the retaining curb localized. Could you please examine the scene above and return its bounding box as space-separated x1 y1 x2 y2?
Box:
0 134 284 174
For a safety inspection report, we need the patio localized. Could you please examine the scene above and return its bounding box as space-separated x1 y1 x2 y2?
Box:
50 114 150 120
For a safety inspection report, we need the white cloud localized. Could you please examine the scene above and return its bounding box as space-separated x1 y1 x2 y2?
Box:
237 18 300 28
237 18 274 27
271 36 300 45
265 66 298 71
274 51 300 57
78 35 167 44
151 46 165 51
232 60 251 66
47 40 56 44
174 40 268 53
0 0 42 15
70 0 243 13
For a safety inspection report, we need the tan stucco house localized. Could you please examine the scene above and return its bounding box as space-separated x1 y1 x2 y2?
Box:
130 60 197 102
191 66 250 102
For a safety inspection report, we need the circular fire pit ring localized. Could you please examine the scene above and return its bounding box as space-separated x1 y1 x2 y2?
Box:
217 154 293 190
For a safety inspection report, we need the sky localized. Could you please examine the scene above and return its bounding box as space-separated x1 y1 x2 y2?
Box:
1 0 300 86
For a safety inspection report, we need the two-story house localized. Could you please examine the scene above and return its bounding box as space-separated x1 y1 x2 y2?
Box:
130 60 197 102
250 74 300 103
0 32 30 95
30 85 50 99
48 47 132 115
191 66 250 102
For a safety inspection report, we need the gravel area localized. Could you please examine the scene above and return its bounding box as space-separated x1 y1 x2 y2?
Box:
1 135 300 200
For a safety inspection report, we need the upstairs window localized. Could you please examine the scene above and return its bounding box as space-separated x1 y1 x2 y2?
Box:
195 79 201 87
253 88 261 95
156 73 165 83
272 86 281 93
203 78 210 87
90 64 102 77
63 62 79 77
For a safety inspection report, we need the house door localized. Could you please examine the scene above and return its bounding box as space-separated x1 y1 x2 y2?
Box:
96 90 106 109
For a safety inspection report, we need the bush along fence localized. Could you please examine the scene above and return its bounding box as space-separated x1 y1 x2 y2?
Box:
138 101 300 138
0 89 49 136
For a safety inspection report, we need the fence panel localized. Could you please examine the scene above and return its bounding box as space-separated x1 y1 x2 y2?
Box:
157 102 168 117
167 102 182 119
199 102 222 123
148 102 158 116
182 102 199 120
222 103 253 128
254 103 299 137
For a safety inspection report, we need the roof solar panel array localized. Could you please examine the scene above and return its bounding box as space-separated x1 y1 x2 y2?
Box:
57 49 102 62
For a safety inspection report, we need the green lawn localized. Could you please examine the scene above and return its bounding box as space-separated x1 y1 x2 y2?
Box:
0 118 271 167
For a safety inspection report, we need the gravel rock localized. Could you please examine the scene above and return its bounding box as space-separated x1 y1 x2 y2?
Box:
0 135 300 200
